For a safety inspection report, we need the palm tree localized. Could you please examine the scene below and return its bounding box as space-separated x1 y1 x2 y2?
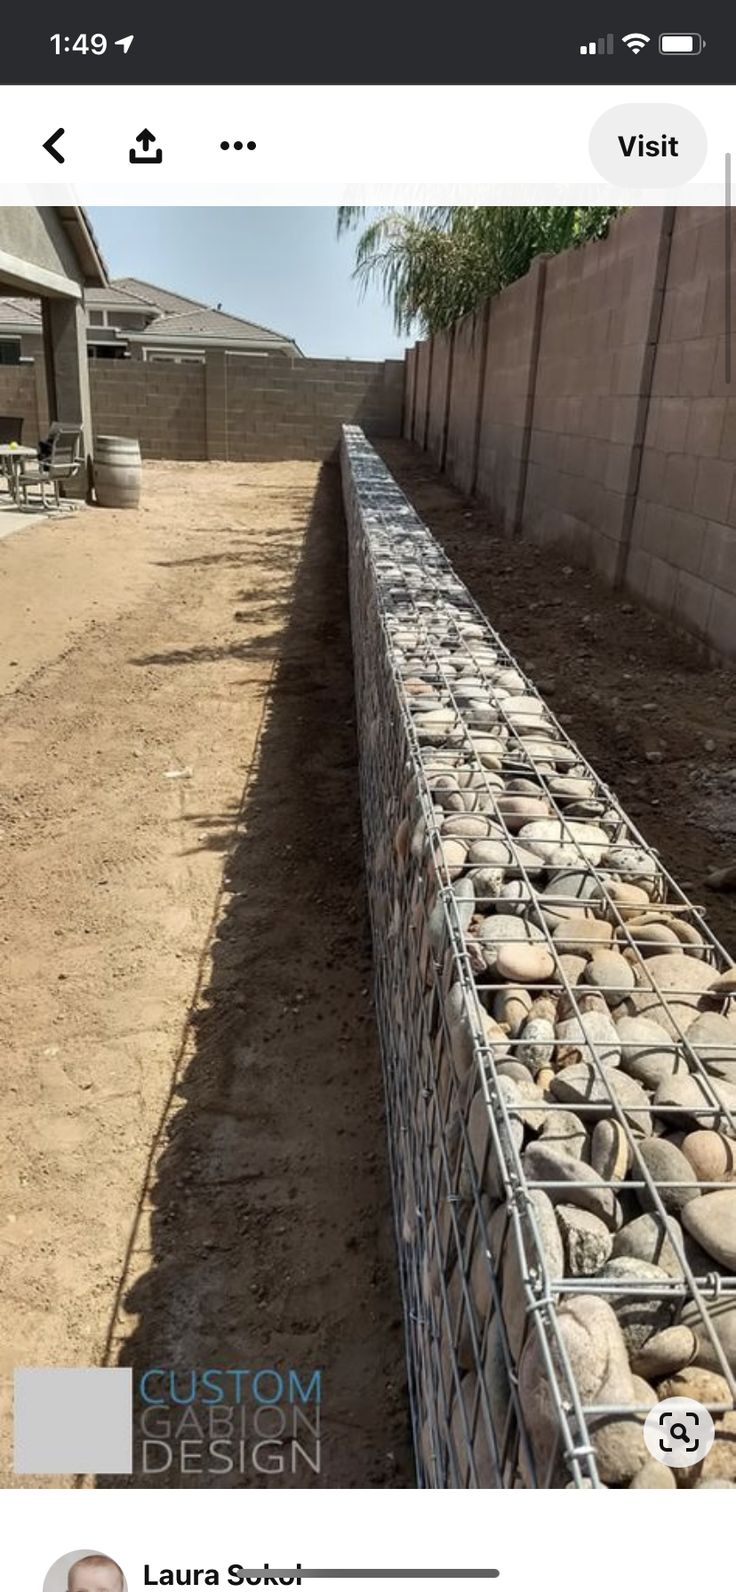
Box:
337 206 620 336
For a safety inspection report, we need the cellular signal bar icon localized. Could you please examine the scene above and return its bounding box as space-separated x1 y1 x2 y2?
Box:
580 33 615 54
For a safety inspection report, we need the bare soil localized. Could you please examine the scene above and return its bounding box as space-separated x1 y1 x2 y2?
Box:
378 440 736 961
0 460 412 1488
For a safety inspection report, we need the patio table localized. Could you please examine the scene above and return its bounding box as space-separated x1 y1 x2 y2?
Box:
0 444 38 504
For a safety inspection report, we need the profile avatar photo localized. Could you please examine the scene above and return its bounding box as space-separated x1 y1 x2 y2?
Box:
44 1554 127 1592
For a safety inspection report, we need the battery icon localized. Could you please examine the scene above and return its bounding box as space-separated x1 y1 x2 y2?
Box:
659 32 705 53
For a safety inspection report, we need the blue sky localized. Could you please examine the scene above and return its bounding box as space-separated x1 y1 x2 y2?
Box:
87 208 408 360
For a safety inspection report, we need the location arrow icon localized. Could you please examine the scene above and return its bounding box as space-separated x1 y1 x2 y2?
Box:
43 128 65 164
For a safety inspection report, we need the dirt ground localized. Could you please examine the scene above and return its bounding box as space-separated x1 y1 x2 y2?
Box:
379 440 736 962
0 460 412 1488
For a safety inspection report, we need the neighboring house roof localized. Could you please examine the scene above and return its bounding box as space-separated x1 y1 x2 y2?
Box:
113 277 301 351
0 273 301 355
0 296 43 329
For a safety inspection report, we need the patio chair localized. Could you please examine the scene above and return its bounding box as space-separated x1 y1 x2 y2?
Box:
0 417 24 495
17 423 83 509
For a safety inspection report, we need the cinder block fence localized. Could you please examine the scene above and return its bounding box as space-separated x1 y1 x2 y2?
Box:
405 208 736 662
0 349 404 464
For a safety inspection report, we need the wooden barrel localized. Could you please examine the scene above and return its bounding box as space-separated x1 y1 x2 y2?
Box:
94 435 142 509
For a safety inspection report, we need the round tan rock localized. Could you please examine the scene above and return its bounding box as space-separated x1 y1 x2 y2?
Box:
495 941 555 984
657 1365 732 1406
553 917 614 955
681 1130 736 1182
584 950 636 1005
629 1459 676 1489
630 1325 697 1381
622 953 717 1037
707 966 736 997
591 1119 631 1181
682 1189 736 1268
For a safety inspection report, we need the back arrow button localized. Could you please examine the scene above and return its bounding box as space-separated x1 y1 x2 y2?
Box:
43 128 65 163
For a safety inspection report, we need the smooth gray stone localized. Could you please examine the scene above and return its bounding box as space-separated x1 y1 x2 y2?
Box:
635 1136 701 1217
611 1212 685 1278
523 1141 622 1230
550 1062 652 1135
685 1012 736 1084
518 1295 638 1487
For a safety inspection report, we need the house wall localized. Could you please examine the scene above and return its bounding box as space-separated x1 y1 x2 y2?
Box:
401 206 736 661
1 349 404 464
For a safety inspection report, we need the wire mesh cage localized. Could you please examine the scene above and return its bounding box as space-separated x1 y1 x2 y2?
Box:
341 424 736 1489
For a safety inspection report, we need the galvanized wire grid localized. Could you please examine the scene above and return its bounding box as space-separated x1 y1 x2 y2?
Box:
341 425 736 1488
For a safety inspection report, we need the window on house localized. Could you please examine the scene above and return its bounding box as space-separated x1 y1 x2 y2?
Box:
0 338 21 365
88 311 105 327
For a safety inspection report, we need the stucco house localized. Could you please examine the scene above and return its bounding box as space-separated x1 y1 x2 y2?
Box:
0 205 108 490
0 275 302 366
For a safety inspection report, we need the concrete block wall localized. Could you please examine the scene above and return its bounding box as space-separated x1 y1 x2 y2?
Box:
475 261 547 533
625 208 736 657
426 330 453 467
413 341 432 447
444 307 487 496
90 362 206 460
403 346 417 441
402 206 736 660
523 208 669 584
224 356 404 461
0 366 43 444
1 350 403 467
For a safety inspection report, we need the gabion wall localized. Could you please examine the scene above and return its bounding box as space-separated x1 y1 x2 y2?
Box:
341 425 736 1489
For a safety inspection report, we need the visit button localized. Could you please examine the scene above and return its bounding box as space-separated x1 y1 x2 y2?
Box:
589 102 707 186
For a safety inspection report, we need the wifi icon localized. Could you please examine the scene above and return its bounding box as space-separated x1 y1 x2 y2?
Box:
622 31 651 53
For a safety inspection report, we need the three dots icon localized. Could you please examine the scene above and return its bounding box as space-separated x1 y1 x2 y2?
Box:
220 139 256 151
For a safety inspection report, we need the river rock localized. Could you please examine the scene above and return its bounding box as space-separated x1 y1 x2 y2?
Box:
554 1011 621 1067
496 795 550 830
685 1011 736 1084
537 1109 588 1160
518 1294 638 1487
556 1203 613 1275
516 1016 556 1076
603 1256 677 1354
681 1130 736 1182
601 879 652 919
583 950 636 1005
501 1188 564 1360
553 917 614 955
615 1014 685 1091
621 952 717 1036
558 954 588 986
656 1365 732 1405
630 1325 697 1380
493 984 533 1035
636 1136 701 1216
604 844 660 894
477 913 545 973
523 1141 622 1230
707 966 736 997
629 1459 677 1488
682 1190 736 1269
495 941 556 984
612 1212 684 1278
626 922 681 957
517 819 610 867
653 1073 736 1133
591 1119 631 1181
550 1062 652 1135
